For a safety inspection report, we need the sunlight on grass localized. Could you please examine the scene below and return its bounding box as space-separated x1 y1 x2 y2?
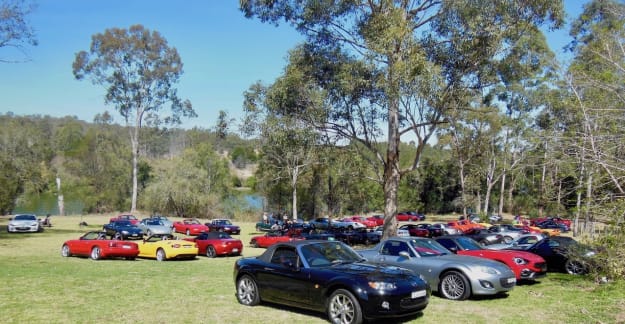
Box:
0 215 623 323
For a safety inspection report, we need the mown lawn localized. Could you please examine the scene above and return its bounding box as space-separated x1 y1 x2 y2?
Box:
0 214 623 324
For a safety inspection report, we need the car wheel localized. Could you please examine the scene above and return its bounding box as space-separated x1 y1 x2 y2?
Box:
236 275 260 306
565 259 588 275
206 246 217 258
439 270 471 300
114 232 122 240
156 248 166 261
90 246 101 260
252 240 259 248
478 240 488 246
218 228 224 232
327 288 363 324
61 244 71 257
186 229 191 236
503 236 513 244
147 230 152 236
255 225 261 232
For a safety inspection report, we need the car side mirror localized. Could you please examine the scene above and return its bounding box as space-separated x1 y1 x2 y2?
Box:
398 251 411 259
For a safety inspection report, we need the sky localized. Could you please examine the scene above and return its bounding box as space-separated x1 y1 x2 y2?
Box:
0 0 586 130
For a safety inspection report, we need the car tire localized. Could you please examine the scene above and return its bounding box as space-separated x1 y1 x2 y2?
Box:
565 259 588 275
252 240 259 248
327 288 363 324
147 230 152 236
503 236 513 244
236 275 260 306
186 229 191 236
478 239 488 246
439 270 471 300
114 232 122 240
90 246 101 260
61 244 71 257
156 248 166 261
206 246 216 258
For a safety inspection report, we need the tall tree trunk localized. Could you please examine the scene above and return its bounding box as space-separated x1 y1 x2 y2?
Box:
292 165 299 220
382 64 400 239
130 126 139 213
498 170 506 216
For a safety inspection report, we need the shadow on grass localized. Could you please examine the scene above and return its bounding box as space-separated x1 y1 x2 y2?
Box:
259 301 425 324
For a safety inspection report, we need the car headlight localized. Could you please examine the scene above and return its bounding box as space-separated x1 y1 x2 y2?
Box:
477 266 501 275
368 281 397 290
513 257 528 265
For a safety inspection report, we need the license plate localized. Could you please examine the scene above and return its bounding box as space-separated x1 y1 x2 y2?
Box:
232 248 239 253
122 245 131 249
507 278 516 284
411 290 426 299
132 234 138 236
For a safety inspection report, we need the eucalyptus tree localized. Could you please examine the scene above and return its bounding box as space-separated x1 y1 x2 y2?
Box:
0 0 37 62
242 74 323 220
73 24 196 212
241 0 563 238
565 0 625 234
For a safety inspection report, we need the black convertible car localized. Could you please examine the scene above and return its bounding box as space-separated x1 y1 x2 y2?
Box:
233 240 430 324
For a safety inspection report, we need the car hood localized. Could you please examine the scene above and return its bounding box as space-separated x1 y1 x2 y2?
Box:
330 261 418 280
10 220 38 225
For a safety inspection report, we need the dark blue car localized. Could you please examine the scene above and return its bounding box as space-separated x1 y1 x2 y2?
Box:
234 240 430 323
103 220 144 240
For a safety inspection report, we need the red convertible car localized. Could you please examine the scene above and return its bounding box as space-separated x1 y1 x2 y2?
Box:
398 224 429 237
184 231 243 258
61 231 139 260
249 231 305 248
435 236 548 281
341 215 377 228
109 213 139 225
173 218 209 236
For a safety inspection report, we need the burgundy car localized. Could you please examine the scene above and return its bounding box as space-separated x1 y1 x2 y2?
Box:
184 231 243 258
398 224 429 237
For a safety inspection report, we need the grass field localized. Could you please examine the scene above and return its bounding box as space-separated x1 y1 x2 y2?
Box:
1 214 624 324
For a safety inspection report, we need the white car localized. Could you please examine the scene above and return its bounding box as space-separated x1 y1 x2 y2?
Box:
138 218 173 236
373 226 410 237
7 214 42 233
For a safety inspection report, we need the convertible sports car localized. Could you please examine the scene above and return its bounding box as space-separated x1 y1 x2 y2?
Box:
234 240 430 323
7 214 42 233
341 216 377 228
358 237 516 300
109 213 139 225
61 231 139 260
505 236 597 275
137 234 198 261
398 224 429 237
487 233 547 250
184 231 243 257
172 218 209 236
434 236 547 280
103 220 144 240
138 218 172 236
249 231 305 248
205 218 241 235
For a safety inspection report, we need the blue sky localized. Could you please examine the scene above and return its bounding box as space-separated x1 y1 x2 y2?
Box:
0 0 585 130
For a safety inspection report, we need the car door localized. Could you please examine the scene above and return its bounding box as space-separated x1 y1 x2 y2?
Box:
256 246 311 305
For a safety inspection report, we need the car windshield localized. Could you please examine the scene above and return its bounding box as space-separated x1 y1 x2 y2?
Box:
455 237 483 250
216 220 232 225
146 220 163 226
300 242 363 267
14 214 36 221
409 239 449 256
115 220 132 226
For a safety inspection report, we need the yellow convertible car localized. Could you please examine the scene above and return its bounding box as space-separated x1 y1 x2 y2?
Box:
138 234 198 261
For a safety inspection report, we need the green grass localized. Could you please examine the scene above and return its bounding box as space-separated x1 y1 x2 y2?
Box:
0 215 624 323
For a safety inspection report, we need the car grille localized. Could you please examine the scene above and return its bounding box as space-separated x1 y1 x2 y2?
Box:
400 296 428 309
500 277 516 288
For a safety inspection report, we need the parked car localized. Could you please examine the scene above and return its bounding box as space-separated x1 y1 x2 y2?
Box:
429 223 462 235
172 218 210 236
461 228 504 246
487 233 547 250
513 224 561 237
184 231 243 258
358 237 516 300
255 220 283 232
413 223 443 237
61 231 139 260
488 214 503 223
300 231 336 241
331 227 381 246
109 213 139 225
234 240 430 323
396 211 425 221
138 218 172 236
446 220 485 233
147 214 173 228
372 225 409 237
505 236 597 275
487 224 527 243
205 218 241 235
309 217 365 230
103 220 144 240
531 216 572 229
398 224 429 237
366 214 385 226
137 234 198 261
341 215 377 228
249 231 305 248
7 214 42 233
534 219 570 233
434 235 547 281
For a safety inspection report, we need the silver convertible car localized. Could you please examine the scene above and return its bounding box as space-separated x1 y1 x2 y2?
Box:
358 237 516 300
